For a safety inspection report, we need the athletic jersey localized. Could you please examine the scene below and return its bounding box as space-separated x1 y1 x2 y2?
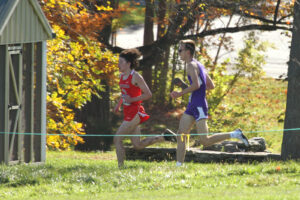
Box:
119 70 149 123
187 59 207 109
119 70 142 106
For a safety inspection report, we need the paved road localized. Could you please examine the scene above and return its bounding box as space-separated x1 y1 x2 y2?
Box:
115 21 291 79
206 29 290 79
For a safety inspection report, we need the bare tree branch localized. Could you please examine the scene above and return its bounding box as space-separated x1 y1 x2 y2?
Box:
274 0 281 26
204 0 291 26
202 0 263 9
103 22 292 70
278 14 293 23
234 11 291 26
183 24 292 40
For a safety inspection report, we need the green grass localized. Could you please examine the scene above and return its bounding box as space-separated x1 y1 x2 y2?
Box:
1 151 300 200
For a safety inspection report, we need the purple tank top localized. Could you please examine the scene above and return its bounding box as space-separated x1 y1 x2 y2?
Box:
187 59 208 108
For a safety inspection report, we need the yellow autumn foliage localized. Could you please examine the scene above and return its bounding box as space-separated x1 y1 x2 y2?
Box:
41 0 119 150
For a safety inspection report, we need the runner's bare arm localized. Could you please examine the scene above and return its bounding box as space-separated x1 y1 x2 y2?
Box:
206 74 215 90
113 97 123 113
170 62 200 99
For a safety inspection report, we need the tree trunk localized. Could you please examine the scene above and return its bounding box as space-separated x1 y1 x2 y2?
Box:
74 0 119 151
281 0 300 160
142 0 155 91
75 80 113 151
95 0 115 44
157 47 170 104
153 0 168 105
169 45 179 106
110 0 119 46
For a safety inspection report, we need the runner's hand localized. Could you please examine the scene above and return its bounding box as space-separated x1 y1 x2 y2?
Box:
170 91 182 99
113 104 120 113
123 95 133 103
113 98 122 113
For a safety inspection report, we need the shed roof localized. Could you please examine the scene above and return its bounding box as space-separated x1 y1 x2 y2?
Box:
0 0 53 45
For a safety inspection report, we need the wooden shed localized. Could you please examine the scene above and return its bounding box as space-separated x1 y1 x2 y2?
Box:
0 0 53 164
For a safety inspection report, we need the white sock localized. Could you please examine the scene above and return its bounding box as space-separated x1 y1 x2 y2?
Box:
176 161 182 167
230 130 241 138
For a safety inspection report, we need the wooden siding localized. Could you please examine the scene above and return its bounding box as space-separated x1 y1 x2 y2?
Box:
0 0 50 45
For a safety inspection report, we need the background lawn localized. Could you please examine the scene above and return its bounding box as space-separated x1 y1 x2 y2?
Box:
1 151 300 200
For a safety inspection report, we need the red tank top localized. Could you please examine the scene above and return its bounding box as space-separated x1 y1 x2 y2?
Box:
119 70 142 106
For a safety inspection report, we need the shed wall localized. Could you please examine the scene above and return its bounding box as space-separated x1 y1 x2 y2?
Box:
0 0 49 45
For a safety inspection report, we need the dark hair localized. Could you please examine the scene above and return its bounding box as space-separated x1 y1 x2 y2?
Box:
119 48 142 69
180 39 196 55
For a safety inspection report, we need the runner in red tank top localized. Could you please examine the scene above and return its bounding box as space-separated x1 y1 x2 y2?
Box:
119 69 149 123
113 48 176 168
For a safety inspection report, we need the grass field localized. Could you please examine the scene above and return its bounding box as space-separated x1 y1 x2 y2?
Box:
1 151 300 200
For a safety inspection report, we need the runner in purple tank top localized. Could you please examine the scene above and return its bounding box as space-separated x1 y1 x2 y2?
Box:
185 59 208 121
169 40 249 167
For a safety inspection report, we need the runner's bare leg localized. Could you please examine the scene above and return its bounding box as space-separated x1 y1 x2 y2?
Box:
176 113 195 163
196 119 230 147
130 126 164 150
114 114 140 167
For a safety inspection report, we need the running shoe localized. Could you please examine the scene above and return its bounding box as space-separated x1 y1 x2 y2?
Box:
233 129 249 147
